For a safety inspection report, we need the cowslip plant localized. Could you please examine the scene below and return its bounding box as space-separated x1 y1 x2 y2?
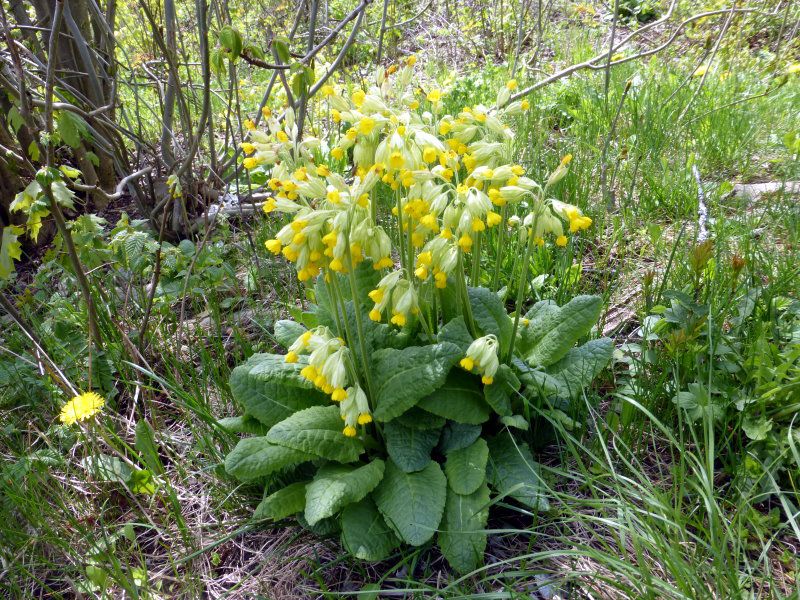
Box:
221 59 612 573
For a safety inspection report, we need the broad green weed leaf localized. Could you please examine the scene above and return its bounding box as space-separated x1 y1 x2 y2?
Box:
438 316 473 352
487 431 548 510
373 459 446 546
384 420 441 472
468 286 512 353
523 295 603 367
254 481 307 520
267 405 364 462
439 422 482 454
417 370 491 424
274 320 307 348
444 438 488 495
438 482 490 574
519 338 613 399
483 364 520 416
341 497 400 561
372 342 462 421
225 436 314 481
304 460 385 525
230 353 327 427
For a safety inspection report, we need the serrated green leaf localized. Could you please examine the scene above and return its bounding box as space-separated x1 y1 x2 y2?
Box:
218 26 243 59
51 180 76 209
373 460 446 546
384 420 441 473
0 226 23 280
56 111 89 149
305 460 385 525
417 370 491 424
438 316 473 352
444 438 488 495
267 405 364 462
274 320 306 348
254 481 307 520
524 295 603 367
341 497 400 561
372 342 462 421
438 482 490 574
468 286 513 354
487 431 548 510
225 436 314 481
439 422 482 454
230 353 327 427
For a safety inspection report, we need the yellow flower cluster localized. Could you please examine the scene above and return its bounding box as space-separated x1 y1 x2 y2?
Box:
285 327 371 435
244 58 591 331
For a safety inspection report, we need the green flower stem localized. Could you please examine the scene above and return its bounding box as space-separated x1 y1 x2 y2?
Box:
491 204 509 290
329 271 355 348
325 276 345 338
344 245 376 402
471 230 482 285
506 218 537 362
457 249 478 338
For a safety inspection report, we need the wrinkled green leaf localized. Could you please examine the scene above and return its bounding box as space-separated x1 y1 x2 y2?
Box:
468 286 513 354
372 342 462 421
341 497 400 561
438 316 473 352
254 481 307 520
305 460 385 525
444 438 488 495
230 353 327 427
267 405 364 462
417 370 491 424
225 436 314 481
274 320 306 348
438 482 490 574
384 420 441 472
439 422 482 454
522 296 603 367
487 431 548 510
373 459 446 546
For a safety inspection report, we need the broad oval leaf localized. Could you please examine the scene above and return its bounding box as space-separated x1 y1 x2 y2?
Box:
417 371 491 424
468 286 512 354
274 320 307 348
231 353 327 427
254 481 307 520
439 422 482 454
487 431 548 510
524 295 603 367
444 438 488 495
224 436 314 481
267 405 364 463
372 342 462 422
384 420 441 473
373 459 447 546
341 497 400 561
438 482 490 574
304 460 385 525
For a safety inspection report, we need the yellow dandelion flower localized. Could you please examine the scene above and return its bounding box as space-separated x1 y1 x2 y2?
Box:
59 391 105 425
